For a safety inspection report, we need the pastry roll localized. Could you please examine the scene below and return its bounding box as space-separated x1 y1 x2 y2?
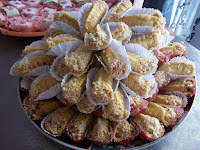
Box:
77 93 97 113
121 74 155 97
112 120 137 143
160 42 187 56
129 29 163 50
90 117 111 143
128 52 155 75
102 87 128 121
21 45 44 58
65 44 94 76
24 96 62 120
54 11 80 31
99 46 126 79
158 60 195 75
53 57 69 79
130 114 164 141
83 0 108 35
107 2 132 22
86 24 109 49
111 22 132 44
119 12 165 31
21 76 36 90
29 74 60 101
154 71 170 89
91 67 114 104
45 28 65 39
68 113 93 141
144 102 177 126
61 74 87 104
161 77 196 97
44 36 80 53
11 55 54 76
42 106 76 136
152 94 185 107
129 95 148 115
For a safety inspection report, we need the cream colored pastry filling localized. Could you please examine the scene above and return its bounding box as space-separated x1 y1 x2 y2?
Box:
68 114 92 140
163 107 177 126
77 94 97 113
61 74 86 104
54 57 69 78
128 52 155 75
132 114 164 139
108 2 132 22
102 87 128 121
54 11 80 31
91 67 114 103
90 117 111 142
100 46 126 79
121 74 155 97
160 42 186 55
154 71 169 88
29 75 60 101
159 61 195 75
12 55 54 75
129 29 163 50
111 22 132 44
44 106 75 135
65 44 94 76
112 120 136 141
153 95 184 107
86 24 108 49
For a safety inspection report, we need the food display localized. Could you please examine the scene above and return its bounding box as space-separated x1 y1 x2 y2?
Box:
10 0 196 149
0 0 122 35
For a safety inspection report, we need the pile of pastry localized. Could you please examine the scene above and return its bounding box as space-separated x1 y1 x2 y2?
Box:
10 0 196 146
0 0 119 32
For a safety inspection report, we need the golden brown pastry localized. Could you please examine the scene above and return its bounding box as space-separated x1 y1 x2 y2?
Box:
111 22 132 44
24 96 62 120
128 52 155 75
68 113 93 141
86 24 108 49
45 28 66 39
44 36 80 53
65 44 94 76
91 67 114 104
107 1 132 22
53 57 69 79
61 74 87 104
77 93 98 113
152 94 185 107
161 77 195 97
121 74 155 97
131 114 164 140
102 87 129 121
158 60 195 75
90 117 111 143
144 102 177 126
160 42 187 56
154 71 169 89
21 45 44 58
29 74 60 101
99 46 126 79
129 29 163 50
43 106 76 135
83 0 108 35
11 55 54 76
119 12 165 32
54 11 80 31
112 120 137 142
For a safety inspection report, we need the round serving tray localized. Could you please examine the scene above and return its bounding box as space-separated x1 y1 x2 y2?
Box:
17 37 198 150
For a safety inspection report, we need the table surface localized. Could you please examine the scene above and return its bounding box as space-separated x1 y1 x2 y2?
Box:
0 34 200 150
